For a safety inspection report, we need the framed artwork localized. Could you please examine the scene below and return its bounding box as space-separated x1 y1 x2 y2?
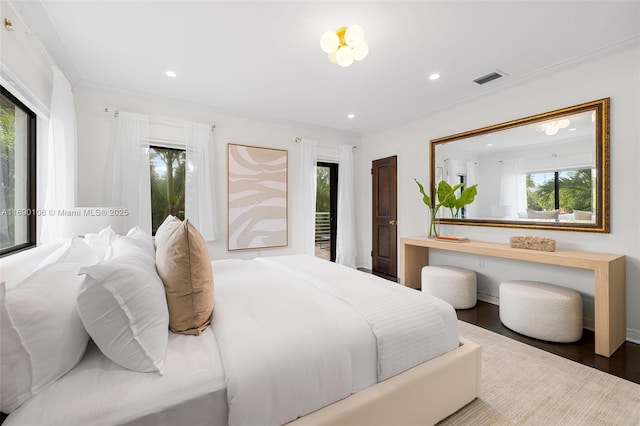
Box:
227 143 288 250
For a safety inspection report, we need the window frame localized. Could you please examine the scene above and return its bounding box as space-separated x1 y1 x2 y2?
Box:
0 85 37 257
526 167 595 213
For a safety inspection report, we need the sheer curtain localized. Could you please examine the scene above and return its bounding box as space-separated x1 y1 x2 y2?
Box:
500 159 527 218
185 122 217 241
41 67 76 243
446 159 465 186
300 139 317 256
111 112 152 233
336 145 356 268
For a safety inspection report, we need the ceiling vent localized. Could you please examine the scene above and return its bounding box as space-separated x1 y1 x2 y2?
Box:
473 70 506 85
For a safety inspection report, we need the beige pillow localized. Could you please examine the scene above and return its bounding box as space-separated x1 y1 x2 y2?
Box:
155 216 214 335
527 209 560 219
573 210 593 221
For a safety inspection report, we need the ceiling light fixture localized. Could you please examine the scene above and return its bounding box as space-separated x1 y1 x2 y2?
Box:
429 73 440 80
320 25 369 67
347 113 355 119
165 70 177 78
535 119 570 136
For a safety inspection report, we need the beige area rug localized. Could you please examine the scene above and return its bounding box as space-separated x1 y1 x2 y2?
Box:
440 321 640 425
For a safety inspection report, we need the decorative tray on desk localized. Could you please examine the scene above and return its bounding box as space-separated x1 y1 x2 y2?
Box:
435 235 469 243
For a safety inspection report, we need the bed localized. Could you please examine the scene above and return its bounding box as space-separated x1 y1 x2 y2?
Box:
1 242 480 426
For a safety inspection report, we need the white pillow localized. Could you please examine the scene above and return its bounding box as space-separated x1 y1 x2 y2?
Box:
77 243 169 374
111 225 155 259
0 237 98 413
0 240 66 289
82 225 117 260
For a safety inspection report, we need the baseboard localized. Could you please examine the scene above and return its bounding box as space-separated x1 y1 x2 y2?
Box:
583 318 595 332
475 293 639 344
477 293 499 305
627 329 640 345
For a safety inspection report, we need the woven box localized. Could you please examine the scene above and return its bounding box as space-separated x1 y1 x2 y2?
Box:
509 235 556 252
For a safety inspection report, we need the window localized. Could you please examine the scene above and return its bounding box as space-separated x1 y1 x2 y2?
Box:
149 146 186 234
0 86 36 256
527 168 595 215
315 162 338 261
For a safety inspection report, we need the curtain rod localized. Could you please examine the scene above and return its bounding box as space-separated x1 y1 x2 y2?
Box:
294 137 356 150
104 108 216 131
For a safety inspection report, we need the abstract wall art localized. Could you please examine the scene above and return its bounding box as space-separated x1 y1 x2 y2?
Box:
227 143 288 250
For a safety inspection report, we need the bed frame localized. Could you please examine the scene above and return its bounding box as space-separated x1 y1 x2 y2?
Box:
290 337 481 426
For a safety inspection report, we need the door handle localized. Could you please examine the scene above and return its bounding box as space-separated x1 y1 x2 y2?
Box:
389 220 397 225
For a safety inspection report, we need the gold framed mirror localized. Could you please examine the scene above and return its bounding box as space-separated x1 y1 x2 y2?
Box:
430 98 609 232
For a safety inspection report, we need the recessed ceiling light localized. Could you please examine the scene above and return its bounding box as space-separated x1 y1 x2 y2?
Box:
568 128 577 132
347 113 355 119
429 73 440 80
486 143 493 147
165 70 177 78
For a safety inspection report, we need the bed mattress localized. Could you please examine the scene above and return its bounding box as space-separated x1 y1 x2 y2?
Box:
4 255 459 426
4 327 227 426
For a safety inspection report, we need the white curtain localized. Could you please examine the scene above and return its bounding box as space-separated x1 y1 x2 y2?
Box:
41 67 76 243
111 112 152 233
465 161 478 218
336 145 356 268
300 139 317 256
500 159 527 218
185 122 217 241
446 159 465 186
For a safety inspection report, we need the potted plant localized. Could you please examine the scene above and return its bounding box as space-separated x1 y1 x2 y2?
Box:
414 179 478 237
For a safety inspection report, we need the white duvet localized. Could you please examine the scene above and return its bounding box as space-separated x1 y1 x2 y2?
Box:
212 255 459 426
5 255 458 426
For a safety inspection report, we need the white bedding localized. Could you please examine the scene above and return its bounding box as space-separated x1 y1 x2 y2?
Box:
213 256 459 426
4 255 458 426
212 258 377 426
260 255 459 380
4 328 227 426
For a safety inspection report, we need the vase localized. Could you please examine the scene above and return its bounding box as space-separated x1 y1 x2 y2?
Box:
428 210 439 238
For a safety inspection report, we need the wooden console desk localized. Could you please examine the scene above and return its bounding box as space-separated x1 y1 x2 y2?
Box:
400 236 626 357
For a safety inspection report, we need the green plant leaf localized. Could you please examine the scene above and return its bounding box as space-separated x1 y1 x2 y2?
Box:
414 178 432 208
437 181 459 208
417 179 478 220
454 184 478 209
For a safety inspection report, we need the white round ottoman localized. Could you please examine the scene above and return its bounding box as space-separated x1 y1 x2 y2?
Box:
421 265 477 309
499 280 583 343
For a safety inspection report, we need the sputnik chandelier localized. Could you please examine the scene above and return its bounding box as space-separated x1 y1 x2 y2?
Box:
320 24 369 67
535 119 571 136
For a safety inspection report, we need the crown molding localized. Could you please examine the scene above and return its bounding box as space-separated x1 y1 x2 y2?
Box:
9 0 81 86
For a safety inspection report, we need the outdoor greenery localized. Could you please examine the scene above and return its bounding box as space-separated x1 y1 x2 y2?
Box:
150 147 185 233
0 104 16 248
316 165 330 212
527 169 593 213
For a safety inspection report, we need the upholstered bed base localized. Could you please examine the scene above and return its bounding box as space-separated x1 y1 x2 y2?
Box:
290 337 481 426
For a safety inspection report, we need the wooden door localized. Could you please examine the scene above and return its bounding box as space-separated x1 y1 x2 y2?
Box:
372 156 398 280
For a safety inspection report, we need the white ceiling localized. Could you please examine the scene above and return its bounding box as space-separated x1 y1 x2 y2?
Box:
16 1 640 135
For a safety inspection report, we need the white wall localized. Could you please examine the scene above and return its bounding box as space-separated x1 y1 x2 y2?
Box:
356 46 640 341
0 2 52 110
73 84 359 260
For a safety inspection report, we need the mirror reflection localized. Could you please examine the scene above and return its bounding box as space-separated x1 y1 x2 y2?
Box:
430 98 609 232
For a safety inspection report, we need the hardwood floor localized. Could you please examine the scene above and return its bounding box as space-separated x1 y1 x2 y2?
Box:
457 300 640 385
